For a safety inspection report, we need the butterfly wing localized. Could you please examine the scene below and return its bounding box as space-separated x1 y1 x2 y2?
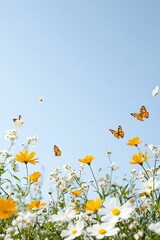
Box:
140 106 149 118
130 113 144 121
117 125 124 138
13 115 23 128
109 129 120 139
54 145 61 156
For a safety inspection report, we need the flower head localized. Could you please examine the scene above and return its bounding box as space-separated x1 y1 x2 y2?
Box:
85 198 102 213
0 198 18 219
61 221 84 240
29 171 42 182
26 200 46 210
72 189 81 196
127 137 142 146
14 150 39 165
79 155 95 165
148 222 160 235
99 197 134 224
87 223 119 239
129 152 149 165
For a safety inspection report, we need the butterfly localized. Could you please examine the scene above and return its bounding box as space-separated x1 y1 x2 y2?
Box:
13 115 23 128
130 105 149 121
109 125 124 139
53 145 61 156
152 86 158 96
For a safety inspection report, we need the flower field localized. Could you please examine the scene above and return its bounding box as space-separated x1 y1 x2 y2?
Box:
0 126 160 240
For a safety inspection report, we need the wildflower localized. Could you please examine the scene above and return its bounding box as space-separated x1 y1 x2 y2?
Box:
79 155 95 165
26 200 46 210
22 135 38 148
110 162 119 170
14 150 39 165
5 129 18 142
85 198 102 213
29 171 42 182
141 178 160 194
129 152 149 165
72 190 81 196
0 198 18 219
49 207 77 223
127 137 142 146
87 223 119 239
99 197 134 223
148 222 160 235
61 221 84 240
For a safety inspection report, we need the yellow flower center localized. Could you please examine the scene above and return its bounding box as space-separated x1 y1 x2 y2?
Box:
147 185 152 190
71 230 77 235
112 208 120 215
98 229 107 234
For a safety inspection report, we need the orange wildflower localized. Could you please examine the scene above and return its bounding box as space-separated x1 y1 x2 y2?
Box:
0 198 18 219
72 190 81 196
14 150 39 165
85 198 102 213
127 137 142 146
26 200 46 210
79 155 95 165
29 171 42 182
129 152 149 165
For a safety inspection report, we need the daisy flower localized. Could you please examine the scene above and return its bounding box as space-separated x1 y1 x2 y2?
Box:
148 222 160 235
99 197 134 223
87 222 119 239
61 221 84 240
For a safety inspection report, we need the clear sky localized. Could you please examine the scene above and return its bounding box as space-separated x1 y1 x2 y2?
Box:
0 1 160 199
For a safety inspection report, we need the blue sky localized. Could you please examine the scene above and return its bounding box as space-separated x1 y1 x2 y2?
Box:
0 1 160 199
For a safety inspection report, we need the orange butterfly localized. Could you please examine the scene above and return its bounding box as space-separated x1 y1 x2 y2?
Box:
53 145 61 156
130 106 149 121
109 125 124 139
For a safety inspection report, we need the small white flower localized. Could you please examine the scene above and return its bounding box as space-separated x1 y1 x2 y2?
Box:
148 222 160 235
5 129 18 142
61 221 84 240
110 162 119 171
152 85 158 96
49 207 76 223
87 223 119 239
99 197 134 223
141 178 160 194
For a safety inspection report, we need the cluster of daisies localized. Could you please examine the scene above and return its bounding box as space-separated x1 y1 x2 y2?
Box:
0 129 160 239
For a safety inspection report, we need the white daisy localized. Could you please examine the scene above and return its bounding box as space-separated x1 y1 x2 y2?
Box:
148 222 160 235
87 222 119 239
49 207 76 223
99 197 134 223
141 177 160 194
61 221 84 240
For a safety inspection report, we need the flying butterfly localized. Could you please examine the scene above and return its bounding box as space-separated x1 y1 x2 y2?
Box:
53 145 61 157
130 105 149 121
13 115 23 128
109 125 124 139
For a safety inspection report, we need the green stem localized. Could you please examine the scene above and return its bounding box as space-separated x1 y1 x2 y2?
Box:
89 164 100 194
24 163 30 197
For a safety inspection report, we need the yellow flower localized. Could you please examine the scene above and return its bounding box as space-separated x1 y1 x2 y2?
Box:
127 137 142 146
85 198 102 213
129 152 149 165
79 155 95 165
0 198 18 219
72 189 81 196
26 200 46 210
29 172 42 182
14 150 39 165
